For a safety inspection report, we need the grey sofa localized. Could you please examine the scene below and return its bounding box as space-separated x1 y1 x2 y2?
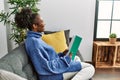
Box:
0 43 84 80
0 43 38 80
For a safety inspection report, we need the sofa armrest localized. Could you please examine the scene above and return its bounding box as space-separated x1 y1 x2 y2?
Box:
76 50 84 62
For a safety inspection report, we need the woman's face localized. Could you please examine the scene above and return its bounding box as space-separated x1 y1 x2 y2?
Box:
34 15 45 32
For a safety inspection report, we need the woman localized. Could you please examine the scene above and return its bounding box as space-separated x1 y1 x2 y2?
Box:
15 8 95 80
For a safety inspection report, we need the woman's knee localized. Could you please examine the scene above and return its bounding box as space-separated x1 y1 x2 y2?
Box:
89 64 95 76
81 62 95 76
81 62 92 68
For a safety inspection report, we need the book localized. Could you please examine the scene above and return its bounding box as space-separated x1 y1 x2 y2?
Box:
66 35 82 60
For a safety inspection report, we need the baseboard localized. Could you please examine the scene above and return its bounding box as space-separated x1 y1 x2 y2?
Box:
85 61 93 65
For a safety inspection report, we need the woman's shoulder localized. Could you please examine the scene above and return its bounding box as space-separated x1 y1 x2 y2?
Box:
25 37 41 47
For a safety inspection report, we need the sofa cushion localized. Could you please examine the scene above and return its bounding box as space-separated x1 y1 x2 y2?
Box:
0 43 38 80
42 31 68 53
0 69 27 80
44 30 70 46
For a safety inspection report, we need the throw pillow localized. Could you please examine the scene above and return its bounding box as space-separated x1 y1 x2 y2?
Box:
0 69 27 80
44 30 70 46
42 31 68 53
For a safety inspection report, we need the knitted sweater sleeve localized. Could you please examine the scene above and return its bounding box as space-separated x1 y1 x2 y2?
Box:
28 47 71 75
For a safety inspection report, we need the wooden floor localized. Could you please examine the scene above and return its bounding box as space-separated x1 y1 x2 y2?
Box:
92 68 120 80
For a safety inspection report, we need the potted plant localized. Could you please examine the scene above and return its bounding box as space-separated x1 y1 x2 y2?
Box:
109 33 117 44
0 0 40 45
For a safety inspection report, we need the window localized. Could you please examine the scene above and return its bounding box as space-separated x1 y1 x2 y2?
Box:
94 0 120 41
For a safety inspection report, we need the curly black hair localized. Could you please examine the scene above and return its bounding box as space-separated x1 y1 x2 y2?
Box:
15 8 39 30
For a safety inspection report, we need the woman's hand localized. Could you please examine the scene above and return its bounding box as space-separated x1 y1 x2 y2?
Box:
69 53 72 58
63 49 72 58
63 49 68 55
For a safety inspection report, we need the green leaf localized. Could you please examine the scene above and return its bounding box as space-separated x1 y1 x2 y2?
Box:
1 0 40 45
9 9 17 16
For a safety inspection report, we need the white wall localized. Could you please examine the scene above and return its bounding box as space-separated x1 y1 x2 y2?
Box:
0 0 17 58
0 0 8 58
4 0 18 52
39 0 96 61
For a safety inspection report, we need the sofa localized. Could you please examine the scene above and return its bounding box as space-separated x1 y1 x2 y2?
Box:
0 43 84 80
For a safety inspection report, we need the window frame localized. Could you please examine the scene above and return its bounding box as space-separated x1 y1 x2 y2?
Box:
94 0 120 41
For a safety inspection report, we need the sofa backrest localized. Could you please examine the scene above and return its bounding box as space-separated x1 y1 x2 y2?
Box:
0 43 38 80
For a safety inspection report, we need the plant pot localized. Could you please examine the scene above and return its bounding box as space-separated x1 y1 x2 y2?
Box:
109 38 117 44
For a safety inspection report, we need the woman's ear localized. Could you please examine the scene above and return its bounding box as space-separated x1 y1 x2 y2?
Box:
33 24 37 29
32 24 38 31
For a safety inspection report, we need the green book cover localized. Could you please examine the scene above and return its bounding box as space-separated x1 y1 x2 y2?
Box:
67 35 82 60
